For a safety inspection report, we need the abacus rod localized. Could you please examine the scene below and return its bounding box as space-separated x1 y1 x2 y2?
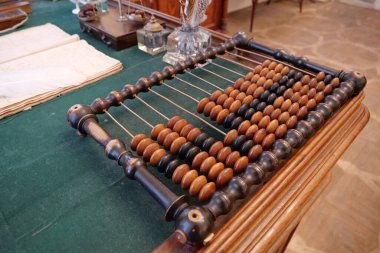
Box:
184 70 224 91
120 103 154 129
197 65 235 83
235 47 317 77
148 88 227 136
225 50 264 65
173 76 211 95
162 82 200 103
104 110 135 138
135 96 170 121
207 60 245 77
215 55 253 71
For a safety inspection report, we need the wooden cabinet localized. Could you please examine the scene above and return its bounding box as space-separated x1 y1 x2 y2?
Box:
130 0 228 31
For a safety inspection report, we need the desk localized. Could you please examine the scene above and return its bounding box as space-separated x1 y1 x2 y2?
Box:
0 1 369 253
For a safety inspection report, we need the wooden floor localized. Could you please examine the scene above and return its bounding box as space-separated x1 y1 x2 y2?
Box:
227 1 380 252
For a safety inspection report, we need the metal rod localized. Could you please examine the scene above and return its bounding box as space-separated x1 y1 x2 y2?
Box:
184 70 224 91
173 76 211 95
120 103 154 129
135 96 170 121
216 55 254 70
162 82 200 103
225 50 263 65
104 110 134 138
197 65 235 83
208 60 245 77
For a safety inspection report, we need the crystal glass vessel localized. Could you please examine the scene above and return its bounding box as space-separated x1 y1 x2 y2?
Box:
137 16 170 55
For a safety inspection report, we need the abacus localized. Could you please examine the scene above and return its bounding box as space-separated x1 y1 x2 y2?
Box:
67 32 366 248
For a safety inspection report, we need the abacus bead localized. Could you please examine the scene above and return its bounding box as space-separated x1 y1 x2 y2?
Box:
254 129 267 144
253 65 262 74
331 77 340 88
316 81 325 92
317 72 325 81
324 75 333 84
216 109 230 124
253 86 265 98
151 124 166 140
237 104 250 117
210 105 223 120
278 111 290 124
301 75 311 85
150 149 166 167
236 92 247 102
208 163 225 180
210 90 223 101
142 143 160 161
157 154 174 172
137 138 153 156
273 96 285 109
244 108 256 120
185 146 201 164
201 137 215 152
224 86 234 96
297 106 308 119
168 116 181 129
248 145 263 161
197 98 209 113
315 92 325 103
258 115 271 129
216 168 234 187
231 117 244 129
294 72 303 81
306 98 317 110
242 95 254 105
286 115 298 128
238 120 251 135
267 93 277 104
283 89 293 99
281 66 290 75
278 76 288 86
192 151 209 170
268 61 277 70
172 119 187 133
291 92 301 103
266 120 279 133
276 86 287 96
300 85 309 96
281 99 292 111
288 69 296 78
223 97 235 110
178 142 193 159
229 100 242 113
271 108 282 119
217 146 232 163
275 64 284 73
308 88 317 98
240 81 252 92
240 140 254 155
165 159 182 178
187 128 202 142
231 135 247 150
229 89 240 99
225 151 240 168
273 73 282 82
298 95 309 107
245 124 259 139
263 105 274 116
172 164 190 184
251 74 260 83
209 141 224 157
130 133 147 150
259 90 271 101
233 78 245 89
262 133 276 149
106 91 124 105
198 182 216 202
324 84 333 95
256 102 267 111
263 79 274 90
180 124 194 137
250 98 260 109
216 94 228 105
288 103 300 115
259 69 269 78
275 124 287 138
262 59 271 67
246 83 258 96
203 101 216 116
223 113 236 128
250 111 263 124
309 78 317 88
194 133 208 147
234 156 249 173
189 176 207 195
181 170 198 189
157 128 172 145
245 72 254 81
170 136 187 154
163 132 179 150
200 156 217 174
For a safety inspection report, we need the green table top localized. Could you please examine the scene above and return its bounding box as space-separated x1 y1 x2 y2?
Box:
0 1 248 252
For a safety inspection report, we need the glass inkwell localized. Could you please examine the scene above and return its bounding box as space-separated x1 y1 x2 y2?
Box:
163 0 212 65
137 15 170 55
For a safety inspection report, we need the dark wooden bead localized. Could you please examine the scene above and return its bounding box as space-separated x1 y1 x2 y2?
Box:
157 153 174 172
223 112 236 128
149 71 164 84
165 159 182 178
296 120 314 139
272 139 292 159
256 102 267 111
231 135 247 150
269 82 280 93
249 98 260 110
205 48 216 59
202 137 216 151
135 77 152 92
285 78 295 88
106 91 124 106
294 72 303 81
259 90 271 102
324 95 341 111
340 81 355 98
276 86 287 96
178 142 194 160
316 103 333 119
258 151 279 173
333 88 348 103
284 129 304 148
162 66 176 79
240 140 254 155
306 111 324 129
90 98 109 113
230 116 244 129
194 133 209 147
244 108 256 120
185 56 197 68
185 146 201 164
174 61 187 74
266 93 277 104
287 69 296 78
237 104 250 117
279 76 288 85
324 74 333 84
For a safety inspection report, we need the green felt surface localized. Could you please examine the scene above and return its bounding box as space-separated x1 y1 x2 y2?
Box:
0 1 247 252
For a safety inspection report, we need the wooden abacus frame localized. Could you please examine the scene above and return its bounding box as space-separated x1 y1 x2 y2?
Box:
67 32 369 252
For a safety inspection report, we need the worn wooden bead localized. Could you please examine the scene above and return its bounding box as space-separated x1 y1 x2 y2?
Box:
271 108 282 119
150 148 166 166
242 95 254 105
210 90 223 101
266 70 276 80
253 65 263 74
173 119 188 133
331 77 340 88
130 133 147 150
316 72 325 81
268 61 277 70
262 59 271 67
290 92 301 103
216 146 232 163
163 132 179 150
216 109 230 125
286 115 298 129
235 92 247 102
200 156 217 174
224 86 234 96
300 85 309 96
283 89 294 100
273 73 282 82
228 100 241 114
180 124 194 137
248 144 263 161
245 71 254 80
234 156 249 173
254 129 267 144
170 136 187 154
224 129 238 146
216 168 234 187
250 111 263 124
223 97 235 109
172 164 190 183
142 143 160 161
136 138 153 155
308 88 317 99
273 96 285 109
301 75 311 85
263 79 274 90
258 115 271 129
278 111 290 124
280 99 292 112
288 102 300 115
187 128 202 142
240 81 252 92
256 77 267 88
281 66 290 75
306 98 317 110
298 95 309 107
315 92 325 103
229 89 240 99
157 128 172 145
259 68 269 77
233 78 245 89
168 116 181 129
274 63 284 73
198 182 216 201
245 124 259 139
251 74 260 83
192 151 209 170
181 170 198 189
246 83 258 96
204 101 216 117
209 141 224 157
323 84 333 95
208 162 225 180
189 176 207 195
237 120 251 135
210 105 223 121
225 151 240 168
263 105 274 116
297 106 308 119
262 133 276 149
316 81 326 92
216 94 228 105
151 124 166 140
275 124 288 138
266 119 279 133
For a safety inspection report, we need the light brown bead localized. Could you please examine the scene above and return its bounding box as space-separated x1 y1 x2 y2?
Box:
192 151 209 170
210 90 223 101
308 88 317 99
278 111 290 124
224 129 238 146
331 77 340 88
254 129 267 144
266 119 279 133
283 89 294 100
258 115 271 129
216 109 230 125
280 99 292 112
168 116 181 129
263 79 274 90
259 68 269 77
263 105 274 116
256 77 266 87
248 144 263 161
216 168 234 187
163 132 179 150
253 65 263 74
306 98 317 110
136 138 153 156
298 95 309 107
242 95 254 105
266 70 276 80
187 128 202 142
203 101 216 117
142 143 160 161
229 100 242 113
238 120 251 135
281 66 290 75
262 133 276 149
246 83 258 96
229 89 240 99
301 75 311 85
179 124 194 137
262 59 271 67
245 124 259 139
251 74 260 83
181 170 198 189
210 105 223 121
225 151 240 168
173 119 188 133
198 182 216 202
297 106 308 119
290 92 301 103
268 61 277 70
130 133 147 150
274 63 284 73
315 92 325 103
223 97 235 109
233 156 249 173
157 128 172 145
273 73 282 82
172 164 190 184
170 136 187 154
300 85 309 96
323 84 333 95
189 175 207 196
235 92 247 102
288 102 300 115
270 108 282 119
275 124 287 138
224 86 234 96
208 162 224 180
240 81 252 92
309 78 318 88
150 124 166 140
316 72 325 81
209 141 224 157
233 78 245 89
250 111 263 124
216 146 232 163
316 81 326 92
245 71 254 80
150 148 166 167
199 156 217 174
286 115 298 129
216 94 228 105
273 96 285 109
